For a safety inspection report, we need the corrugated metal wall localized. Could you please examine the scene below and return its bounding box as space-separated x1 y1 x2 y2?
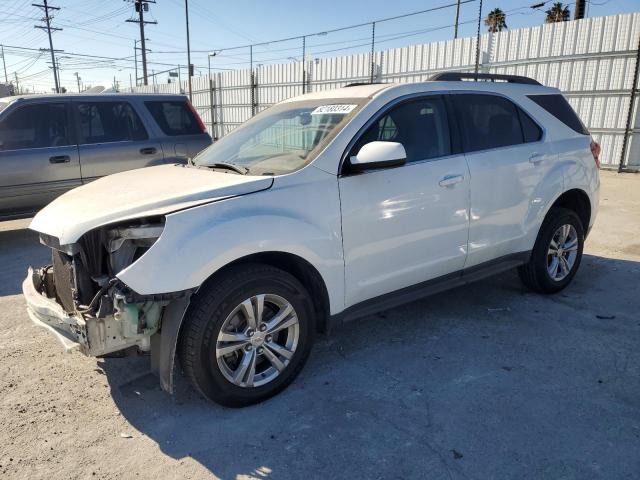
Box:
130 12 640 169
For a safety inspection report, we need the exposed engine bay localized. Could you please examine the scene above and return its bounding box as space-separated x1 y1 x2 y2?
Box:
32 217 189 357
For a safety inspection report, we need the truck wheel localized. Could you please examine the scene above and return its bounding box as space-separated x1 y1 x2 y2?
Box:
518 207 584 294
178 264 315 407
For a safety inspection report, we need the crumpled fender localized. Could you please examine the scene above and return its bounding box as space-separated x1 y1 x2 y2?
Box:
117 166 345 314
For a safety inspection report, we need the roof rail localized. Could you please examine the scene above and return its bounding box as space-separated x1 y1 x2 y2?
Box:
429 72 541 86
344 82 385 87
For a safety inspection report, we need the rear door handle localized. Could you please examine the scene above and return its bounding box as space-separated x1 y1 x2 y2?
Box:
529 153 544 164
140 147 157 155
439 174 465 188
49 155 70 164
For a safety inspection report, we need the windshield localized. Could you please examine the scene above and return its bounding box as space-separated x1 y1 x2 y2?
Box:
193 98 365 175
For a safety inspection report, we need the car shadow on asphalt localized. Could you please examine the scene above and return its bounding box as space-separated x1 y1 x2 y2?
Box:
98 254 640 480
0 227 50 296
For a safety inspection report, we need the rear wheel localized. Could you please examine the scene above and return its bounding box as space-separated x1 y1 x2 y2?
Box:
518 207 584 293
178 264 314 407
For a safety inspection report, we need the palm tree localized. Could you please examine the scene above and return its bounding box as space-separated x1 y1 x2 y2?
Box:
485 8 508 33
545 2 571 23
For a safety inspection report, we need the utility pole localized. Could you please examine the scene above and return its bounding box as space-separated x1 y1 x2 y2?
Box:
134 40 138 86
474 0 483 76
184 0 192 100
1 45 8 83
74 72 81 92
575 0 586 20
14 72 19 94
454 0 461 39
33 0 61 93
127 0 156 86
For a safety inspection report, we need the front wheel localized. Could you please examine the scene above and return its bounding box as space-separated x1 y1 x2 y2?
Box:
518 207 584 294
178 264 315 407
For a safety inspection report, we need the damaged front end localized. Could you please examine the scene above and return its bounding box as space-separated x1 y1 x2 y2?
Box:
24 217 191 365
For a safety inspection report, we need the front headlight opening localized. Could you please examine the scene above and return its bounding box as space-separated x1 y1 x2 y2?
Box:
107 220 165 274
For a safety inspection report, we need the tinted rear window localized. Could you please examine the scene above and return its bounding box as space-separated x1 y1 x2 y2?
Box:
145 101 201 136
452 94 524 152
527 94 588 135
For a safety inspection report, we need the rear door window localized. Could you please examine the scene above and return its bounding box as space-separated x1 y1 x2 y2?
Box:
527 94 588 135
518 108 543 143
0 103 72 151
451 94 524 152
352 96 452 162
145 101 201 136
75 102 148 144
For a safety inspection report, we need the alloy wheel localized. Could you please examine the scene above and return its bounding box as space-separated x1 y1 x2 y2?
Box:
547 224 579 281
215 294 300 388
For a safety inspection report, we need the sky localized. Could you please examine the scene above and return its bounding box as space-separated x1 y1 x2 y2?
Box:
1 0 638 93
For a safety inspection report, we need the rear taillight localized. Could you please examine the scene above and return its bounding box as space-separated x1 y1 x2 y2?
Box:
186 100 207 134
590 140 601 169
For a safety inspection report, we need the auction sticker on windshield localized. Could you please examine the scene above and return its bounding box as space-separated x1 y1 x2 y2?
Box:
310 104 357 115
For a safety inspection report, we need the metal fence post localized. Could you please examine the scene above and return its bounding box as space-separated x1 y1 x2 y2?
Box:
370 22 376 83
302 35 306 94
209 75 217 140
217 72 224 138
250 70 256 116
474 0 483 77
618 33 640 172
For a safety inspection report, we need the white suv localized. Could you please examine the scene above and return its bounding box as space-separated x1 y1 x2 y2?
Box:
23 73 600 407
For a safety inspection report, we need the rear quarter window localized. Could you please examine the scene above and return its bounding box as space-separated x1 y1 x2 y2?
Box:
145 100 202 136
527 94 589 135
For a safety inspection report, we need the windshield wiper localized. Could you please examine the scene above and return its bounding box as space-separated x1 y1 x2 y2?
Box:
206 162 249 175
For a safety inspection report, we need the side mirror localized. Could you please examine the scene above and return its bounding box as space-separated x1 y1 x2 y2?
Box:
349 141 406 172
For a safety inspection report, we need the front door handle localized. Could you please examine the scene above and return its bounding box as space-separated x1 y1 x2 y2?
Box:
439 174 464 188
529 153 544 164
49 155 70 164
140 147 157 155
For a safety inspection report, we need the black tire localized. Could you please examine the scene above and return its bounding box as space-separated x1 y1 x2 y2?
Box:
518 207 584 294
178 263 315 407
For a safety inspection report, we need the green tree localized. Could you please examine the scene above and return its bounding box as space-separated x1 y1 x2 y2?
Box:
485 8 508 33
545 2 571 23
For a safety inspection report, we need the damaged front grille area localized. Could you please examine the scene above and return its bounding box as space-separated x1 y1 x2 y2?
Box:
51 250 75 313
32 217 188 356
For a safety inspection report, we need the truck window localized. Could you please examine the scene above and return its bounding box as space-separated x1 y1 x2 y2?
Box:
0 103 72 151
451 94 525 152
352 96 452 162
76 102 148 144
145 101 202 136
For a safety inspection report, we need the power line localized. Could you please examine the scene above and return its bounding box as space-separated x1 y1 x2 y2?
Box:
143 0 478 56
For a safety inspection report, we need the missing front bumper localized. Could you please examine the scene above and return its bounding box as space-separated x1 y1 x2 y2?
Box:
23 267 164 357
23 267 84 352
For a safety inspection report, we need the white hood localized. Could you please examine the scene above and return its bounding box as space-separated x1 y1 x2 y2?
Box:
30 164 273 244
